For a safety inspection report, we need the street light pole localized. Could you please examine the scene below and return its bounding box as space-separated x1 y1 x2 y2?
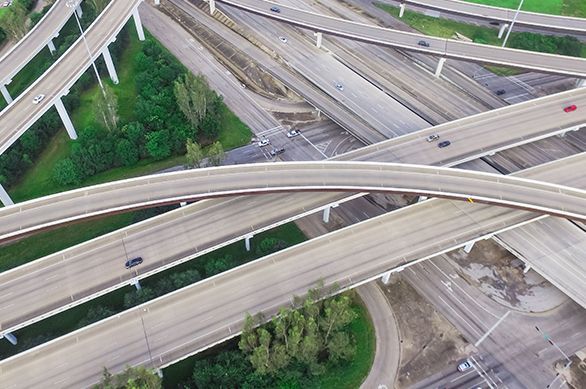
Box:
502 0 524 48
65 0 105 94
535 325 572 367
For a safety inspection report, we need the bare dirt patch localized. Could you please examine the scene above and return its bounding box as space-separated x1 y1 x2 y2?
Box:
381 277 468 388
556 354 586 389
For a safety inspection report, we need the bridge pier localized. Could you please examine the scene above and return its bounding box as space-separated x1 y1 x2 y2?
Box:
75 4 83 18
48 38 57 55
1 332 18 345
54 98 78 140
523 263 532 274
132 8 145 41
131 279 142 290
209 0 216 14
0 183 14 206
154 0 160 5
180 201 187 207
245 235 253 252
497 23 509 39
102 46 119 84
417 195 428 203
399 2 405 18
463 240 475 254
0 83 12 104
434 58 446 77
315 32 323 48
576 79 585 88
381 271 392 284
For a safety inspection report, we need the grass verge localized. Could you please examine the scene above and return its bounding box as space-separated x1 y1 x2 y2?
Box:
463 0 563 15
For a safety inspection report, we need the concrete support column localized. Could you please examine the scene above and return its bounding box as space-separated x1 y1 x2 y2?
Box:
48 39 57 55
209 0 215 14
417 196 428 203
154 0 160 5
463 241 475 254
54 98 78 140
1 332 18 345
0 83 13 104
381 271 392 284
131 279 142 290
133 8 145 41
434 58 446 78
180 201 187 207
316 108 321 118
0 183 14 206
576 79 585 88
498 23 509 39
323 206 331 223
102 46 119 84
75 4 83 18
315 32 323 49
399 3 405 18
523 263 532 274
245 235 253 252
156 369 163 378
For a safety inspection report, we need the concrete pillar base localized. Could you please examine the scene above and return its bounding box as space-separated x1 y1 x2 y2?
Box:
0 83 13 104
498 23 509 39
523 263 532 274
315 32 323 49
417 196 428 203
75 4 83 18
54 98 77 140
180 201 187 207
48 39 57 55
435 58 446 78
576 79 585 88
131 279 142 290
399 3 405 18
133 8 145 41
381 271 392 284
154 0 160 5
102 46 119 84
1 332 17 345
0 183 14 206
464 241 475 254
245 235 253 252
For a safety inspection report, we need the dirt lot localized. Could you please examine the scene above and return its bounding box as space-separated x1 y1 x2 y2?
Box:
448 239 567 312
380 277 469 388
557 354 586 389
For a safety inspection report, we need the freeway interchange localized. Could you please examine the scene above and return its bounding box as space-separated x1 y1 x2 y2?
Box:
1 0 586 388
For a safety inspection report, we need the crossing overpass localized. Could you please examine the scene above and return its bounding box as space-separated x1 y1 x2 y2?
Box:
0 152 584 389
216 0 586 77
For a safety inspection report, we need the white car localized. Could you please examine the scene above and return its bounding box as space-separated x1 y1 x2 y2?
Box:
279 36 288 43
32 94 45 104
258 138 270 147
457 360 472 372
426 134 439 142
286 129 300 138
335 83 344 91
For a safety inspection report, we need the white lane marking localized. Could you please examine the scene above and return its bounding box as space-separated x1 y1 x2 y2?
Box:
437 295 483 337
300 133 327 158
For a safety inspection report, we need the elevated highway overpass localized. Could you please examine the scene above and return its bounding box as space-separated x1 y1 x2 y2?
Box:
1 161 586 243
2 87 585 338
397 0 586 33
1 152 585 388
216 0 586 77
0 0 76 104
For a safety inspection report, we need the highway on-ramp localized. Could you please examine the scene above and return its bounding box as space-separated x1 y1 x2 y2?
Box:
217 0 586 77
0 0 142 155
2 160 586 242
1 152 585 388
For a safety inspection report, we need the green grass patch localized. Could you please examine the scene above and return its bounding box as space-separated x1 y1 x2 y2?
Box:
463 0 563 15
318 296 376 389
217 103 253 150
483 64 523 76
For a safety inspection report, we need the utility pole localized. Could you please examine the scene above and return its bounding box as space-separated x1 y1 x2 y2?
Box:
502 0 524 48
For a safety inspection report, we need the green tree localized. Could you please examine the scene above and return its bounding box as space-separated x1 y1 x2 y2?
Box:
327 331 355 363
94 366 161 389
52 158 81 186
88 0 110 12
115 138 139 167
185 138 204 168
206 141 225 166
173 73 217 130
95 84 119 132
319 294 356 343
145 130 171 160
0 1 28 40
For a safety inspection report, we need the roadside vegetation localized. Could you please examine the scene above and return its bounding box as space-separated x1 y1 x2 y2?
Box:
463 0 586 17
163 285 375 389
95 366 162 389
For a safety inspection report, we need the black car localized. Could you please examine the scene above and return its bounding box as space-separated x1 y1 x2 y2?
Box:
496 89 506 96
125 256 143 269
270 6 281 13
418 40 430 47
438 140 451 148
270 147 285 156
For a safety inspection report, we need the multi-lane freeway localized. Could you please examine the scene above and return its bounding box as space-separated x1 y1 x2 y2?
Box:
217 0 586 76
1 151 585 388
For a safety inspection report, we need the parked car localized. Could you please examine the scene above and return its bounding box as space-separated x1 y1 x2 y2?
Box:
457 360 472 372
426 134 440 142
563 104 577 113
270 147 285 156
125 256 143 269
335 82 344 91
270 6 280 13
32 94 45 104
258 138 270 147
279 36 288 43
287 129 301 138
496 89 506 96
418 40 430 47
438 140 451 148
